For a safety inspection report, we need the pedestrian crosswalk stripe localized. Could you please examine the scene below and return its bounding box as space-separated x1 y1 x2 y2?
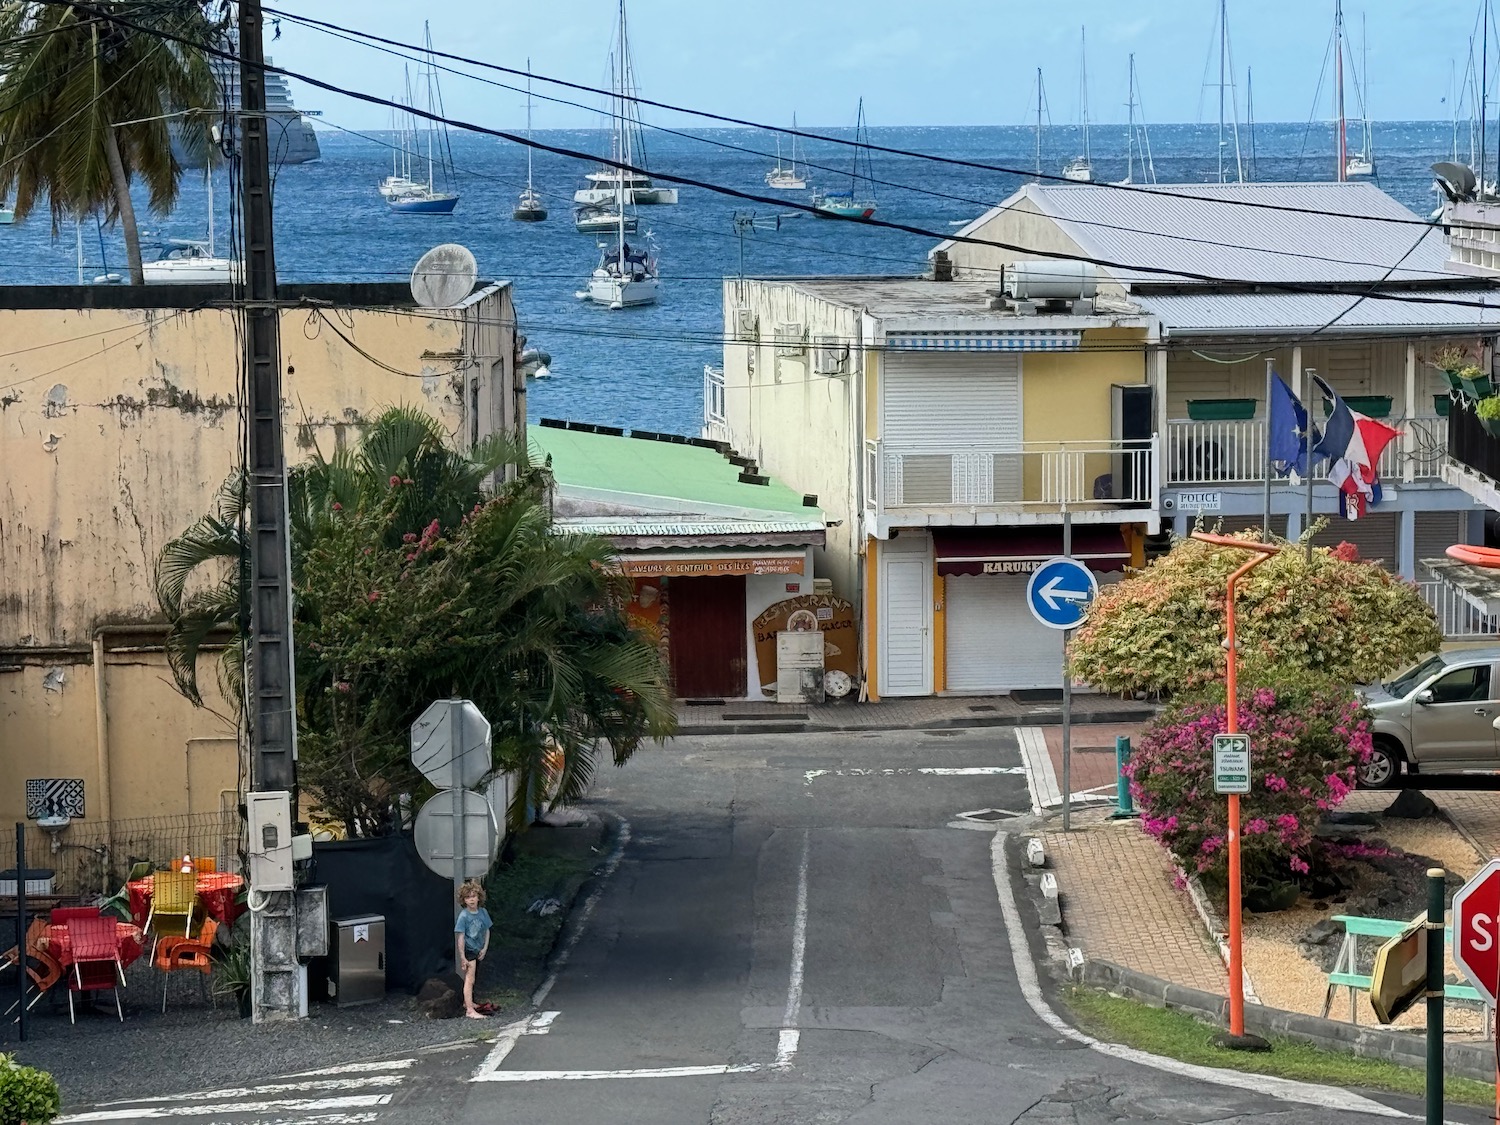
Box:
58 1094 393 1122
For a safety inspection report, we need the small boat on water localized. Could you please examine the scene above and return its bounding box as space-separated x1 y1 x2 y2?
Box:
1344 10 1376 177
578 236 659 309
813 99 877 219
575 170 677 207
765 115 807 190
384 24 460 215
514 62 548 222
575 201 637 233
0 204 13 225
143 239 240 283
1060 26 1093 183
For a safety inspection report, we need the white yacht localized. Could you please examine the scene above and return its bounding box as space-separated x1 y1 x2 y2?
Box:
765 114 807 190
1060 27 1093 183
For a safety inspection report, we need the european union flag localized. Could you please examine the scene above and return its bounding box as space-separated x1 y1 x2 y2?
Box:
1268 373 1315 478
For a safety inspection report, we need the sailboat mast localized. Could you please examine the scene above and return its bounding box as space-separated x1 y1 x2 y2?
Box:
1035 68 1043 181
1484 0 1492 197
1079 27 1090 164
423 21 436 192
1335 0 1347 181
526 58 535 191
1125 54 1137 183
1246 67 1257 182
1218 0 1227 183
617 0 626 258
206 164 214 256
791 112 800 174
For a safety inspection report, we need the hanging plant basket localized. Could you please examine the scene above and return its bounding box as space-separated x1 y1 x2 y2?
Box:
1443 369 1466 393
1186 398 1257 421
1434 394 1453 417
1480 415 1500 440
1462 372 1494 400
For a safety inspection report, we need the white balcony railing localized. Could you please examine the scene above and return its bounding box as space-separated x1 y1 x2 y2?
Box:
1419 579 1500 639
1166 415 1448 485
866 437 1157 513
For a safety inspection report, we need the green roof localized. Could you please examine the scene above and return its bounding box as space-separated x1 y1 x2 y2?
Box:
529 424 817 519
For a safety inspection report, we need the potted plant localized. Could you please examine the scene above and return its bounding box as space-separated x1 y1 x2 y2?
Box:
0 1054 60 1125
1459 364 1494 401
1186 399 1257 422
1476 394 1500 439
1431 344 1471 393
213 927 252 1018
1434 393 1453 417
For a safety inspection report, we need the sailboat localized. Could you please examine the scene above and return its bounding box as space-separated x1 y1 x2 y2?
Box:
574 4 677 207
577 0 659 309
1345 11 1376 177
514 60 547 221
1031 68 1050 182
1061 27 1093 182
386 23 459 215
379 73 421 200
1204 0 1245 183
1115 54 1156 186
144 164 239 283
766 115 807 190
813 99 877 219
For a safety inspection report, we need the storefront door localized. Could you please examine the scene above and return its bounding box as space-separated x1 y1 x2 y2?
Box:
669 575 747 699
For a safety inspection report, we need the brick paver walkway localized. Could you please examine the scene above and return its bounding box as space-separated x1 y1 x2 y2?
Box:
1042 810 1228 994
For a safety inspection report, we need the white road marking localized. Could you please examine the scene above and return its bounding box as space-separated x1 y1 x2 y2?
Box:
287 1059 416 1077
472 1010 560 1079
775 829 811 1069
1017 727 1056 815
988 831 1414 1119
58 1094 393 1122
532 817 631 1007
475 1064 761 1083
91 1076 403 1105
803 766 1025 784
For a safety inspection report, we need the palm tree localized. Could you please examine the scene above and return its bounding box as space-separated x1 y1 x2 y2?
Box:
0 2 223 283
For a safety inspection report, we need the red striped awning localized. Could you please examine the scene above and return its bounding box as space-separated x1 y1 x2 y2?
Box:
933 527 1130 577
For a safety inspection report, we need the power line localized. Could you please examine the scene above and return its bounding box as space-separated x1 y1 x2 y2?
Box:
263 5 1449 230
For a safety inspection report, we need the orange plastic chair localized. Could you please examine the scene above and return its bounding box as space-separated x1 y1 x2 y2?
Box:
155 916 218 1011
144 871 197 959
2 919 61 1014
193 857 217 874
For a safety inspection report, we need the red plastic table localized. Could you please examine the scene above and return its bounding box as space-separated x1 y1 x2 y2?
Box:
126 872 246 929
43 922 145 972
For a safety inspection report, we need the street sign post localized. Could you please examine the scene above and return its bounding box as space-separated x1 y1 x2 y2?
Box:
411 700 494 903
1024 557 1099 631
1212 734 1251 795
1369 913 1428 1024
1453 858 1500 1007
413 789 498 881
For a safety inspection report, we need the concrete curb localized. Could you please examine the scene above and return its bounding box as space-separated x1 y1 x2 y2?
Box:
675 705 1158 738
1082 958 1497 1084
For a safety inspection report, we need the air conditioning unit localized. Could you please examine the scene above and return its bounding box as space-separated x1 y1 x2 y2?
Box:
812 336 849 375
732 307 758 341
774 321 806 356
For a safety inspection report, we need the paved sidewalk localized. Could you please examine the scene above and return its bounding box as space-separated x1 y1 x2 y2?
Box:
675 693 1156 736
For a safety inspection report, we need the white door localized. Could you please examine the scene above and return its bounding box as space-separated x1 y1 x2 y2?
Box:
880 553 931 696
945 574 1061 692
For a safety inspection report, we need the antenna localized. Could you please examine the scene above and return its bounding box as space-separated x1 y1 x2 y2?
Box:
410 243 479 308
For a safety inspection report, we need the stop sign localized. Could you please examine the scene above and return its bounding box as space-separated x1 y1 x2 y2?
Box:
1453 858 1500 1007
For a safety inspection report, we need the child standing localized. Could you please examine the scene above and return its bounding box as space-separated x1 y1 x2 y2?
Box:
453 879 493 1019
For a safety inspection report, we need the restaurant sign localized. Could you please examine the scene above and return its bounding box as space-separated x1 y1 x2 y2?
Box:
618 555 804 578
752 595 858 696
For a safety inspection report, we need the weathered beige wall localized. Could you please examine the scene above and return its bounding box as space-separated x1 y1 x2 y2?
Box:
0 287 521 829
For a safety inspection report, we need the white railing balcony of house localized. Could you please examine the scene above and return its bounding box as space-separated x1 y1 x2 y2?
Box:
702 364 728 444
865 437 1158 515
1419 578 1500 640
1166 414 1448 486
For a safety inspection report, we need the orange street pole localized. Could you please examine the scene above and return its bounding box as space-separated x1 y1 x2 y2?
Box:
1191 531 1280 1045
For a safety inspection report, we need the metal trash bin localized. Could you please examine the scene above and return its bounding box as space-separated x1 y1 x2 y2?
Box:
328 914 385 1007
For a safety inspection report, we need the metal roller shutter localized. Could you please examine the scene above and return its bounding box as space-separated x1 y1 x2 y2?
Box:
882 353 1021 451
945 575 1061 692
1415 510 1468 559
1309 512 1399 570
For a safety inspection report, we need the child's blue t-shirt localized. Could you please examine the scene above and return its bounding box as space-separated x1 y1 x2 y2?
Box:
454 906 493 952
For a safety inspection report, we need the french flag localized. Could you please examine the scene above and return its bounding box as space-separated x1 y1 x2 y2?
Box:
1310 376 1402 520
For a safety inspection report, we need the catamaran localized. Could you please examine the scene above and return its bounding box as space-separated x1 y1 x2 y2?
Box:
1061 27 1093 182
574 3 677 207
514 60 547 221
577 0 659 308
813 99 877 219
384 23 459 215
765 115 807 190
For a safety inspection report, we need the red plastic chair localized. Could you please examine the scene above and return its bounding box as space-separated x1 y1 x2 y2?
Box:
154 916 218 1011
66 916 125 1023
50 906 103 926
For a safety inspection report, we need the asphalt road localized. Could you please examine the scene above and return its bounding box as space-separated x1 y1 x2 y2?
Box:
65 727 1489 1124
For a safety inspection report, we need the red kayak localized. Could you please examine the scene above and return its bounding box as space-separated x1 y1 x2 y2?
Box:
1445 544 1500 567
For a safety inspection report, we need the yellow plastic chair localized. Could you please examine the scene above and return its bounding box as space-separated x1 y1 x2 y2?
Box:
192 857 217 874
144 871 197 959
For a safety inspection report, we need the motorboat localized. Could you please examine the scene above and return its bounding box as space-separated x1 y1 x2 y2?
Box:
574 170 678 206
142 239 240 283
575 202 637 233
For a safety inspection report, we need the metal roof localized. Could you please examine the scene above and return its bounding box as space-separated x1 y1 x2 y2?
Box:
1138 288 1500 335
945 182 1455 286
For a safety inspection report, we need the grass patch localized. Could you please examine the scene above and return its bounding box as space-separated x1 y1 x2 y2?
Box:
1064 986 1497 1108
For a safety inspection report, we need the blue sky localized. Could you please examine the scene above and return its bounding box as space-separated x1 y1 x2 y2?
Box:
266 1 1485 132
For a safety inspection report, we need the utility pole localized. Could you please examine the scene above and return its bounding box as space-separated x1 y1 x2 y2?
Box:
239 0 302 1023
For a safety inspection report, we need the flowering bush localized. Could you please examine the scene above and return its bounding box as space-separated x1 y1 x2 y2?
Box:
1069 530 1440 697
1128 681 1372 887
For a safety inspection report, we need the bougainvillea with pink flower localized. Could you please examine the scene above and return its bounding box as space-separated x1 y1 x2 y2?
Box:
1128 681 1372 886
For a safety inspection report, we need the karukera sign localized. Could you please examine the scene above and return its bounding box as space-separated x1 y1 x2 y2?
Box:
617 555 804 578
753 595 857 696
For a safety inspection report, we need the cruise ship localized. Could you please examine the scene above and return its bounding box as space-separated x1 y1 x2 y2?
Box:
170 52 321 167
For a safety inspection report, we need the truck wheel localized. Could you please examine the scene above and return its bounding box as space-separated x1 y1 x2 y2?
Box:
1357 740 1403 790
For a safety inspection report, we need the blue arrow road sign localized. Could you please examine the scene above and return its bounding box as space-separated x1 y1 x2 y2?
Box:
1025 556 1099 630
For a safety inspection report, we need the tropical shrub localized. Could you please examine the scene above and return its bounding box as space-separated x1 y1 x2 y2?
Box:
1128 681 1371 887
0 1054 60 1125
1069 530 1440 696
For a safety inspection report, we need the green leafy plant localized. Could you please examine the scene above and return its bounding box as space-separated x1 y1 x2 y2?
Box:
212 927 251 1015
1128 681 1370 889
1431 344 1472 373
0 1054 60 1125
1476 395 1500 421
1069 530 1441 697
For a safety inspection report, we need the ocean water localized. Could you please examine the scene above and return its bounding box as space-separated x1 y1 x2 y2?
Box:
0 119 1475 435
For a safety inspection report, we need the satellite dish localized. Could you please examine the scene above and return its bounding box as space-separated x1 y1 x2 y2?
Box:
1432 161 1478 204
410 243 478 309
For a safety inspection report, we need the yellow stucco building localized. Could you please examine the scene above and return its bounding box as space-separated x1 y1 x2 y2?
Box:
0 281 521 849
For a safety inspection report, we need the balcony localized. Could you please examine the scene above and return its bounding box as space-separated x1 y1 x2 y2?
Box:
1167 415 1448 485
1443 396 1500 509
864 437 1157 531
